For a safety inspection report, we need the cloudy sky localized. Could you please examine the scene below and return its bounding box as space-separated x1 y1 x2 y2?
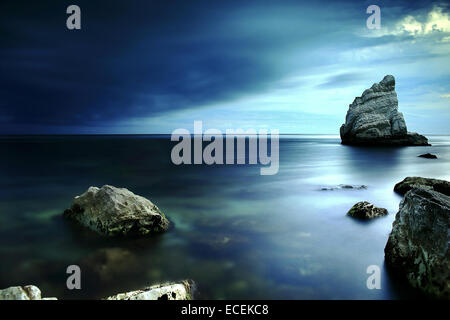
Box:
1 0 449 134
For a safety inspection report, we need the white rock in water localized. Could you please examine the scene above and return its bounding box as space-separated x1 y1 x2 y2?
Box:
0 285 57 300
64 185 169 236
340 75 429 146
106 280 195 300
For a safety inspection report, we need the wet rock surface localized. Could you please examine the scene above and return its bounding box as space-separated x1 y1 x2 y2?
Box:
347 201 388 219
105 280 195 300
64 185 169 236
385 187 449 299
0 285 57 300
394 177 450 196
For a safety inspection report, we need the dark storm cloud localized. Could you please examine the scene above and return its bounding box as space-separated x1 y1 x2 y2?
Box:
0 0 294 131
0 0 446 133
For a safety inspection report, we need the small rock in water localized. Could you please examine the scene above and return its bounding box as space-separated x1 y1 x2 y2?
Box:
394 177 450 196
63 185 169 237
340 184 367 189
418 153 437 159
347 201 388 219
105 280 195 300
385 187 449 299
0 285 57 300
320 184 367 191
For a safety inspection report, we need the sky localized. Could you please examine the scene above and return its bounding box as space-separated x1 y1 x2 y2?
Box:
0 0 449 134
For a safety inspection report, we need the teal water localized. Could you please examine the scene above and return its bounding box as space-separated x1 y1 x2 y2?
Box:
0 135 449 299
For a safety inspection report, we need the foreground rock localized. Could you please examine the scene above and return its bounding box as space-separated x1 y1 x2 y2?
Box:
347 201 388 219
320 184 367 191
394 177 450 196
385 187 449 299
340 75 429 146
0 285 57 300
418 153 437 159
105 280 195 300
64 185 169 236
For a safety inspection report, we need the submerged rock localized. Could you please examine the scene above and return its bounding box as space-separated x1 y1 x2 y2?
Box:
81 248 138 282
64 185 169 236
385 187 450 299
347 201 388 219
320 184 367 191
0 285 56 300
189 232 249 253
418 153 437 159
105 280 195 300
394 177 450 196
340 75 429 146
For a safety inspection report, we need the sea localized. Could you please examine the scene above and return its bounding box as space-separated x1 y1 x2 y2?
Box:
0 134 449 299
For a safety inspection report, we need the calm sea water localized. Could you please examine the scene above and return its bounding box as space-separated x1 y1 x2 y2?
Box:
1 135 449 299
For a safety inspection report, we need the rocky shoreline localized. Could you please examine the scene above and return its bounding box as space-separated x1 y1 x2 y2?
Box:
0 285 57 300
106 280 195 300
0 281 195 300
343 176 449 299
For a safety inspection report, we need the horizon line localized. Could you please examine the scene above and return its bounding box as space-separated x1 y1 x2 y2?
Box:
0 133 449 136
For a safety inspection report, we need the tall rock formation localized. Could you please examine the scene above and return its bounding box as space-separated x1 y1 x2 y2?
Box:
340 75 429 146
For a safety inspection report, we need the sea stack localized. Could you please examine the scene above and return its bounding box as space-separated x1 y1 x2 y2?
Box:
340 75 429 146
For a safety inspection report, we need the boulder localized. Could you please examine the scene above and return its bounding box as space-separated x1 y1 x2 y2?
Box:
418 153 437 159
0 285 57 300
385 187 449 299
64 185 169 236
340 75 429 146
394 177 450 196
105 280 195 300
347 201 388 219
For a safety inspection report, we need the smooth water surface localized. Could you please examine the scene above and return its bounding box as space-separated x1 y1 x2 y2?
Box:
1 135 449 299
